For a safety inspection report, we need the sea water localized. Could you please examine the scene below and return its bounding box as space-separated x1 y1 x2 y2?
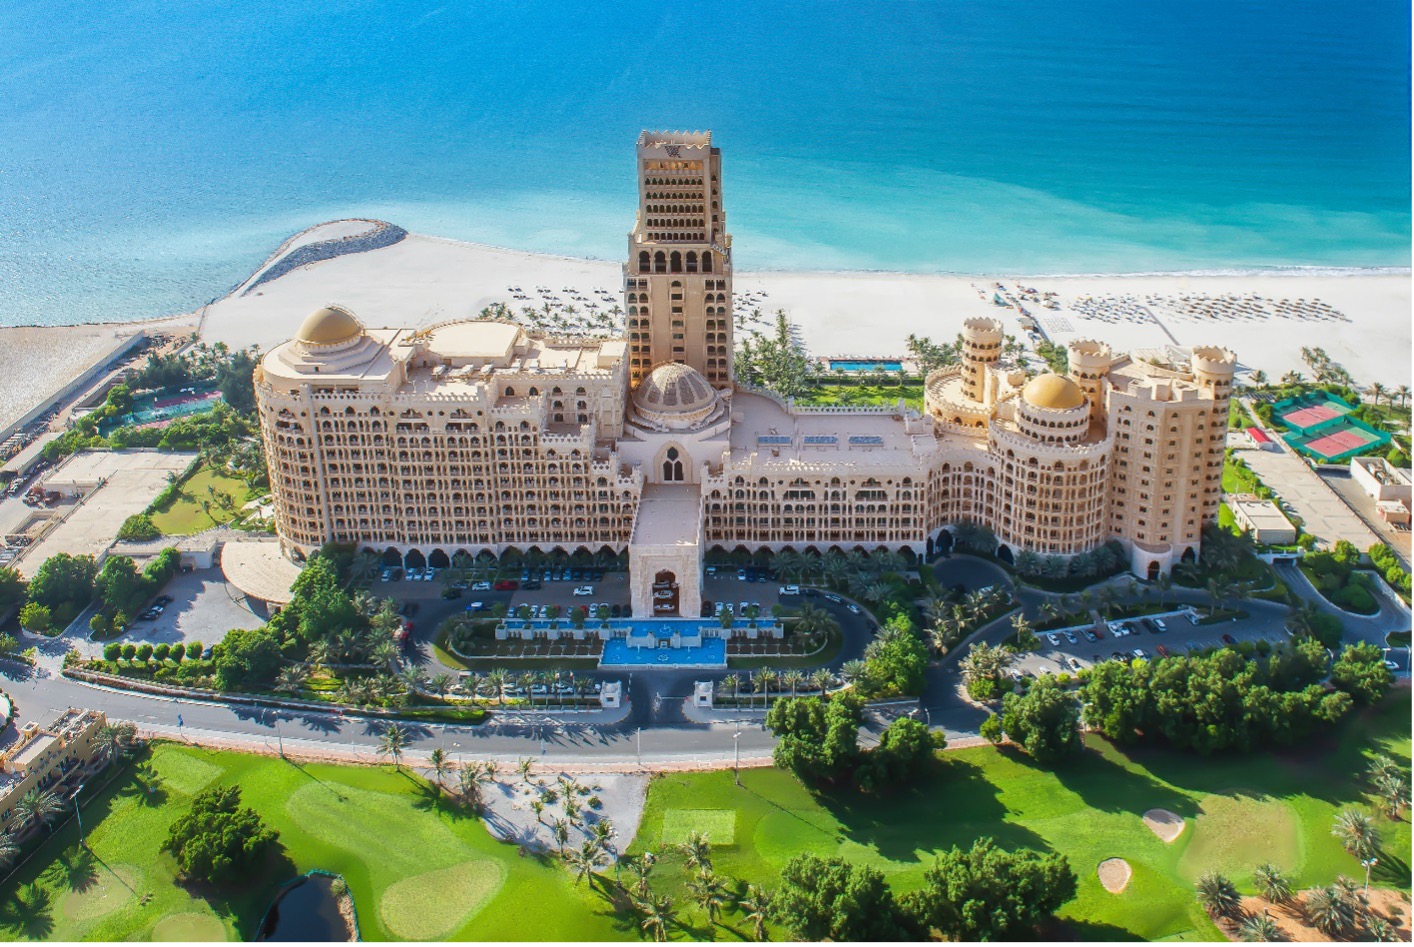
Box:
1 0 1408 325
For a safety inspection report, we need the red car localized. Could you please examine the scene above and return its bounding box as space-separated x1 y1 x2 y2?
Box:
1156 644 1170 658
493 580 519 591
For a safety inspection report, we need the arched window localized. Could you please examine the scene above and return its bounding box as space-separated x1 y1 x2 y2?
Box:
653 251 666 273
639 250 650 271
663 447 684 482
670 251 682 273
702 250 713 273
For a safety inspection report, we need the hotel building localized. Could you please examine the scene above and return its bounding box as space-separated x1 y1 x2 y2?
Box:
254 130 1235 616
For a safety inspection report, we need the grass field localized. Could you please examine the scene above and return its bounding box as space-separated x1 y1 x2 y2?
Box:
627 690 1411 941
0 690 1407 942
148 463 259 535
797 382 924 411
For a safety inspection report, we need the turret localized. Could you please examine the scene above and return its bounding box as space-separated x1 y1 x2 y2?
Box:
1067 339 1112 424
960 317 1003 405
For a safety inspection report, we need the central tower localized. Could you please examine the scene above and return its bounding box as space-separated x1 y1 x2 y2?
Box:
623 130 733 389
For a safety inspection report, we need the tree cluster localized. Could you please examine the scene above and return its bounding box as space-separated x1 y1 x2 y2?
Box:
1013 540 1128 582
1367 543 1411 598
734 311 814 399
162 785 279 884
1077 642 1381 753
904 334 962 374
1302 540 1378 613
982 675 1082 762
765 693 943 789
770 840 1076 941
89 549 180 635
24 552 99 630
856 617 930 698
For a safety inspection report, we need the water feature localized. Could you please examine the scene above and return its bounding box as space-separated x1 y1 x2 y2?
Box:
257 873 355 942
601 637 727 668
829 359 904 373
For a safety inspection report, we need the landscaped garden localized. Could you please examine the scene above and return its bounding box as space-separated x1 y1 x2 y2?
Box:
2 686 1406 941
147 462 261 536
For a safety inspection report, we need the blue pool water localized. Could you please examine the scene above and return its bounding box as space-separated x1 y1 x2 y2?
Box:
2 0 1408 325
601 637 727 668
830 360 905 373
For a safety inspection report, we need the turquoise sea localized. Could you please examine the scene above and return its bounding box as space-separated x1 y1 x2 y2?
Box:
1 0 1409 325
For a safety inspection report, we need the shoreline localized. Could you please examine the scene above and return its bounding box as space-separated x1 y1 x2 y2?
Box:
1 223 1407 333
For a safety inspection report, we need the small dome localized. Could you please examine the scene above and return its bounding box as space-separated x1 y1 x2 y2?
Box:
634 362 717 414
1022 373 1086 410
297 305 363 346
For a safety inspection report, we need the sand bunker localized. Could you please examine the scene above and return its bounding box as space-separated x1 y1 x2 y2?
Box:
1097 858 1132 894
1143 808 1186 842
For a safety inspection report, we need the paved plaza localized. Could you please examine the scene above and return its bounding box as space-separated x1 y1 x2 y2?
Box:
1239 444 1382 551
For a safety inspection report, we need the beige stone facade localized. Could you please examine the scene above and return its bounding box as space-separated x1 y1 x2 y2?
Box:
0 708 107 836
254 131 1235 614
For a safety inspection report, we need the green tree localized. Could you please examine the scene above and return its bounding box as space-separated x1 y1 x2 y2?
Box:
94 555 145 615
770 853 915 941
765 693 862 783
0 566 24 615
861 618 929 696
687 868 730 924
1239 912 1281 942
377 723 409 771
1253 863 1292 904
136 643 153 664
1331 809 1380 860
1330 642 1393 705
14 788 64 834
161 785 279 884
999 676 1081 762
121 642 137 662
900 837 1077 941
187 641 203 661
1195 871 1242 919
211 628 282 690
102 642 122 662
26 552 98 621
858 716 942 790
736 884 772 942
18 602 51 633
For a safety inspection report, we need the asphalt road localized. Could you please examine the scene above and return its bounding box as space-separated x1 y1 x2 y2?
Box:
3 555 1407 766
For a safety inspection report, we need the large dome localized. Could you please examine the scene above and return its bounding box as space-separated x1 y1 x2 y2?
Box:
634 362 717 414
1021 373 1086 411
297 305 364 346
630 362 724 432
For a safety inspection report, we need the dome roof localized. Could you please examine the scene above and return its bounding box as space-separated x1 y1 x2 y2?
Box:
634 362 717 414
1021 373 1086 410
296 305 364 346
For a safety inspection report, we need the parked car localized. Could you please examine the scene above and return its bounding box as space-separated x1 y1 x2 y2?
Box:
846 604 861 614
1221 633 1237 645
471 581 492 591
1157 644 1170 657
1047 633 1061 646
778 585 801 596
406 567 422 581
494 580 518 591
1083 630 1098 642
1064 631 1078 645
1131 648 1146 659
573 586 594 596
1153 617 1168 632
380 569 392 582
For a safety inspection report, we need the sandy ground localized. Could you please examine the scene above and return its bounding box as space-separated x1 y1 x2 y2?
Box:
1097 857 1132 893
1232 889 1412 942
193 224 1410 386
478 769 648 860
1143 808 1186 842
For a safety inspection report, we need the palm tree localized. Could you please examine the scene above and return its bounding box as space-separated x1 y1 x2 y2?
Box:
429 672 454 699
840 659 868 683
1253 863 1292 904
566 839 605 886
810 668 833 694
551 817 571 854
377 723 409 771
0 831 17 869
15 789 64 834
679 830 712 872
1396 384 1411 408
400 663 429 694
458 762 487 811
736 884 772 941
1367 916 1398 941
757 670 777 707
530 799 545 824
486 668 509 705
1238 911 1281 942
1195 871 1242 919
639 893 677 943
781 669 805 697
94 721 138 763
625 852 656 899
1304 885 1355 935
1369 381 1386 407
687 868 729 924
428 748 449 796
1331 809 1380 860
518 756 534 783
274 665 307 697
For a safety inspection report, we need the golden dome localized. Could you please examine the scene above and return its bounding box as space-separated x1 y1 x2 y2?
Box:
296 305 363 346
1021 373 1086 410
634 362 717 414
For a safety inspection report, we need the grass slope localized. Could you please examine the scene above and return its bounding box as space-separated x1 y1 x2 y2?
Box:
149 464 257 535
627 691 1410 942
0 690 1406 942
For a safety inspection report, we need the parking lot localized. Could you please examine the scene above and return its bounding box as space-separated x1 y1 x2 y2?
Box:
1015 606 1297 678
120 567 266 646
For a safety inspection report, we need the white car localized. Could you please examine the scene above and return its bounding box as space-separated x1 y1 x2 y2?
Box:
846 604 861 614
1153 618 1168 632
422 567 436 581
739 600 750 613
1131 648 1146 659
406 567 422 581
653 590 673 601
471 581 492 591
1047 633 1061 646
573 586 594 596
778 585 801 595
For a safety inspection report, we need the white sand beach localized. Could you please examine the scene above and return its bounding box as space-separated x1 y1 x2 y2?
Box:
199 224 1411 388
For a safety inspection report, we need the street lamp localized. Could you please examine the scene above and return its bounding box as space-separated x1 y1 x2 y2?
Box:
733 731 742 786
1361 856 1378 896
73 783 86 849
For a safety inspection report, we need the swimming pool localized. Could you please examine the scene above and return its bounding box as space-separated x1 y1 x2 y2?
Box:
600 637 727 668
829 359 904 373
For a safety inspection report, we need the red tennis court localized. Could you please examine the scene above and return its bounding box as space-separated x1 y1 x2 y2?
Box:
1280 404 1342 428
1302 427 1378 458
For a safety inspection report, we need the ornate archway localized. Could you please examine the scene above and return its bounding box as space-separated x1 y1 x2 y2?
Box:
652 569 680 616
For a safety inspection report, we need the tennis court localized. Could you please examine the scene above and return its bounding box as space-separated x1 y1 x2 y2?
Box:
1283 416 1390 462
1272 391 1354 432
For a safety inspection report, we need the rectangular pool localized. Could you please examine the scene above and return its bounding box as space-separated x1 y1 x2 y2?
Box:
601 637 727 668
829 359 903 373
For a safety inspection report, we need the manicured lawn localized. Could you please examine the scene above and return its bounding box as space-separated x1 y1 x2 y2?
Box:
149 464 259 535
627 690 1411 941
798 382 924 411
0 745 619 942
1 691 1407 941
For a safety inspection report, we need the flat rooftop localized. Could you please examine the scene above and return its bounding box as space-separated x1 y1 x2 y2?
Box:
221 540 302 605
631 485 702 547
18 450 196 577
727 392 936 470
1227 496 1294 531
